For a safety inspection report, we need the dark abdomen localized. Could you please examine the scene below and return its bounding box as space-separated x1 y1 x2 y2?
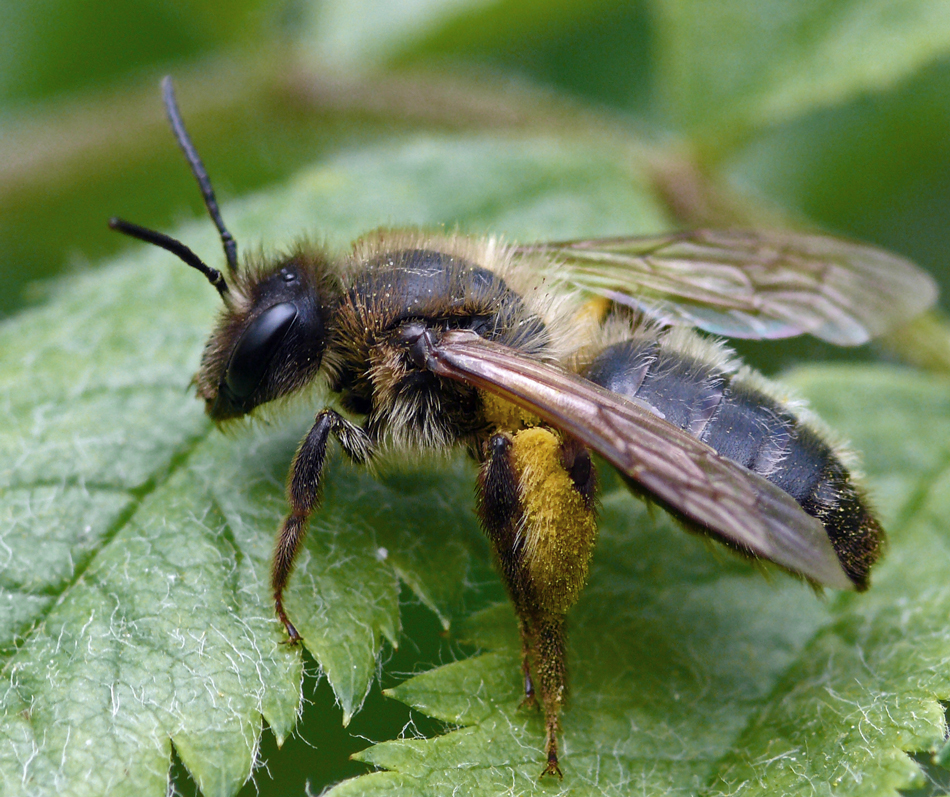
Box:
584 335 883 588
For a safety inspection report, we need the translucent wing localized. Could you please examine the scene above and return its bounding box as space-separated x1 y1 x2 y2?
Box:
417 329 854 590
518 230 937 345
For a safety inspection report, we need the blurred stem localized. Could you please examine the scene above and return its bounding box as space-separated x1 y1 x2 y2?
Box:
2 47 659 210
880 312 950 376
2 52 283 207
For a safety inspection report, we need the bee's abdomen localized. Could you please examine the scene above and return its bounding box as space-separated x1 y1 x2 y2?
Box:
584 337 883 588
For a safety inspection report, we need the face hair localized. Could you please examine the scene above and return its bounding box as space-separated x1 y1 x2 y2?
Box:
161 76 239 274
107 217 230 298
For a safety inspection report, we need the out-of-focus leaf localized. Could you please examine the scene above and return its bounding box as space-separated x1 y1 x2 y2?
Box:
651 0 950 155
301 0 494 67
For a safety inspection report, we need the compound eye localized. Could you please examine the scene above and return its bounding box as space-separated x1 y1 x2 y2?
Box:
224 302 298 399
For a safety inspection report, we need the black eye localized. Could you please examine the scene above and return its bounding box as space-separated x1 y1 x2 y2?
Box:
281 269 297 283
224 302 298 399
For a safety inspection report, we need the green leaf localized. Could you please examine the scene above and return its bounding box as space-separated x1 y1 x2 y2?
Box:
332 366 950 796
299 0 636 86
651 0 950 156
300 0 489 68
0 133 662 796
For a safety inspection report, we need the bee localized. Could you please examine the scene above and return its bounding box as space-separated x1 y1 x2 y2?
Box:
110 77 937 778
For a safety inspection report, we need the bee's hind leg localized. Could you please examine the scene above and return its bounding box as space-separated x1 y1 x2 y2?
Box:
477 431 536 686
476 428 597 779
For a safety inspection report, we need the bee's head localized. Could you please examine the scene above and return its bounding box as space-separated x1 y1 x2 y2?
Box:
193 250 334 420
110 76 334 422
108 219 336 421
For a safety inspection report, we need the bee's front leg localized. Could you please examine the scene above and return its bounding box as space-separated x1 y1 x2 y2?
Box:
272 409 374 643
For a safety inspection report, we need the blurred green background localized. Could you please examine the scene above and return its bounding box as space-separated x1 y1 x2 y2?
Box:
3 1 950 794
4 0 950 321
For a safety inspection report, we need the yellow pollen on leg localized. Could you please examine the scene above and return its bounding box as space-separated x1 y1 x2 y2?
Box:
510 427 597 616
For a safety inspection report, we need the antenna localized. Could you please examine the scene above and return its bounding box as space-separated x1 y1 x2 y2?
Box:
161 76 239 274
109 217 230 299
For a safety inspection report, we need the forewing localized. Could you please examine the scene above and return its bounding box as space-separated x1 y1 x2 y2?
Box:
422 329 854 590
518 230 937 345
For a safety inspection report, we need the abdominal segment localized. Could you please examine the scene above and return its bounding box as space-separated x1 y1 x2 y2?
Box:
584 330 883 587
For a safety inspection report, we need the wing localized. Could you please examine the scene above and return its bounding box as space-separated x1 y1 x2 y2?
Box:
417 328 854 590
517 229 937 345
